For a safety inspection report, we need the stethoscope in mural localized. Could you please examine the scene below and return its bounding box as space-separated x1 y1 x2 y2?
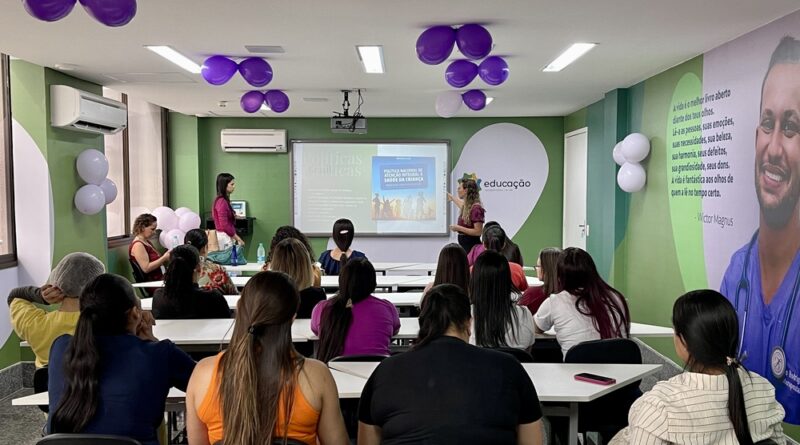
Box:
734 230 799 381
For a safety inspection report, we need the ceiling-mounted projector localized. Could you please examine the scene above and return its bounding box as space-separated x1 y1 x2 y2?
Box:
331 89 367 134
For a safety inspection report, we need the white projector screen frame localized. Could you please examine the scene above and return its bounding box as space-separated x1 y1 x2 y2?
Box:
291 140 451 237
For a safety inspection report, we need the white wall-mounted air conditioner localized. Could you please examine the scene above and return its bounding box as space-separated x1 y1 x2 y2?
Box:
220 129 287 153
50 85 127 135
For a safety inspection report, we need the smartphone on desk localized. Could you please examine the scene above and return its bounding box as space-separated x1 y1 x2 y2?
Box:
574 373 616 385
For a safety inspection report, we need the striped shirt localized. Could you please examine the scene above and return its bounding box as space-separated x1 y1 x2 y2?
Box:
609 368 785 445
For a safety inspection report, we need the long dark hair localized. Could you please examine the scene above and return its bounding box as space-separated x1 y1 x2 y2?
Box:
162 245 200 306
216 173 235 202
184 229 208 252
266 225 315 264
470 251 520 347
558 248 630 339
218 271 302 445
331 218 355 266
538 247 562 296
432 243 470 292
316 258 376 362
50 274 138 433
673 290 754 445
415 284 471 350
482 225 506 252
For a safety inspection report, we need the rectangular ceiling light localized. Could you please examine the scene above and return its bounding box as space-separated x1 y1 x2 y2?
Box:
543 43 596 72
486 97 494 105
145 46 201 74
356 46 385 74
260 103 270 111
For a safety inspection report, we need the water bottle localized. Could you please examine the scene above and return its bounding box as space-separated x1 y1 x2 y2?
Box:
257 243 266 264
231 242 239 265
171 235 180 249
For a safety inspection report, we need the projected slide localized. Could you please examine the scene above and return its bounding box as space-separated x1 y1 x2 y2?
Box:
292 141 449 235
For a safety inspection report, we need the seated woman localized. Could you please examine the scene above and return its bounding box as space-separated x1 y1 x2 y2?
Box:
518 247 561 315
311 258 400 362
48 274 196 445
470 251 536 350
185 271 349 445
467 221 524 267
423 243 470 295
609 290 786 445
152 245 232 320
265 225 322 287
358 284 544 445
471 226 528 292
129 214 170 293
534 247 630 358
318 218 367 276
7 252 105 368
270 238 326 318
184 229 238 296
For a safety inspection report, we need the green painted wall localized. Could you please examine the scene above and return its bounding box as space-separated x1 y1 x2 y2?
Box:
169 116 565 265
168 112 202 211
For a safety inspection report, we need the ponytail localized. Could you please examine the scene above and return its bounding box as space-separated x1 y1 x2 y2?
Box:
316 258 375 362
725 359 754 445
162 245 200 306
415 284 471 350
50 274 137 434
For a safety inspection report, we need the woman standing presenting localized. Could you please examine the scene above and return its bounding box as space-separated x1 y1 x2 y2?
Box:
212 173 244 250
448 178 485 253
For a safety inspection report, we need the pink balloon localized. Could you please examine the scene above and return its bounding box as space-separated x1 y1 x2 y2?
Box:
178 212 201 232
151 206 177 232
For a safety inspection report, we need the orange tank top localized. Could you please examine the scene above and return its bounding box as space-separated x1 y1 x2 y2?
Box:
197 353 320 445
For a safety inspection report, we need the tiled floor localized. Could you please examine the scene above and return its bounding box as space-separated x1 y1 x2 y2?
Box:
0 388 45 445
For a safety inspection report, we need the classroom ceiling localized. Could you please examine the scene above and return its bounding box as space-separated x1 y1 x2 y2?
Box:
0 1 798 118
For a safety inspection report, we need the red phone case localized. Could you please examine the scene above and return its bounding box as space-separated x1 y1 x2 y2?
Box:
574 373 616 385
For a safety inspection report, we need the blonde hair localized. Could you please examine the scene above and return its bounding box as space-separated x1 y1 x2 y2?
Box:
459 179 481 225
270 238 314 290
132 214 157 236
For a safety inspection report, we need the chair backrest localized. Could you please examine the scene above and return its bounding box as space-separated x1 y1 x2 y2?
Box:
329 354 388 362
271 439 308 445
129 259 147 283
489 347 534 363
38 434 142 445
754 440 778 445
564 338 642 364
33 366 49 413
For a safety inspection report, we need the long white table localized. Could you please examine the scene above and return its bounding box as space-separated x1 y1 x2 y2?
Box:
12 370 367 404
391 262 538 275
223 261 422 275
139 292 426 311
329 361 661 445
133 275 429 290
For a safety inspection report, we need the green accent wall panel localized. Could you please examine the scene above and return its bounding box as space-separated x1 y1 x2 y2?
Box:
168 112 201 210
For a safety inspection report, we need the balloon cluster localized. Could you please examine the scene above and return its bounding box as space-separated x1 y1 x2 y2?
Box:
148 206 201 249
416 24 509 117
613 133 651 193
201 56 274 87
240 89 290 114
74 149 117 215
23 0 137 27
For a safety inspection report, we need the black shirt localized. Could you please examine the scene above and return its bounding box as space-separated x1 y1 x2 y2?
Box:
298 287 326 319
358 336 542 444
152 285 232 319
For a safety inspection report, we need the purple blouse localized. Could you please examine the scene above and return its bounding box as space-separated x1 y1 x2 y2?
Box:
310 295 400 357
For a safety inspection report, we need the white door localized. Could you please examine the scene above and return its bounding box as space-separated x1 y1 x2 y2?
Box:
563 128 588 249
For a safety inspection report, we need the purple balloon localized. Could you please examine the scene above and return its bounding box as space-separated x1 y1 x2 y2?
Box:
23 0 77 22
240 91 265 114
478 56 509 86
201 56 237 86
416 25 456 65
265 90 290 113
445 60 478 88
462 90 486 111
238 57 273 88
456 24 493 60
79 0 136 27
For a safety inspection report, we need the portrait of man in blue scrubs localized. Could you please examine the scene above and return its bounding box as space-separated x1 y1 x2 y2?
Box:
720 35 800 424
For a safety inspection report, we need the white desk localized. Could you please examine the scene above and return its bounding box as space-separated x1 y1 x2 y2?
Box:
389 262 537 275
329 361 660 445
152 318 308 344
12 371 367 404
133 275 428 290
222 262 420 275
396 275 542 287
537 322 674 339
140 295 240 311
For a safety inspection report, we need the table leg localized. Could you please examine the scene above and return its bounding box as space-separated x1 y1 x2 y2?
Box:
568 402 579 445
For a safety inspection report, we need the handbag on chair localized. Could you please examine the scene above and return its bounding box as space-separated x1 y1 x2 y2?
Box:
206 244 247 265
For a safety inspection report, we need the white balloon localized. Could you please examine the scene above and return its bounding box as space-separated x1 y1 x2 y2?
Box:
174 207 192 217
159 230 170 249
178 212 202 232
612 142 626 166
435 91 463 118
166 229 186 249
621 133 650 163
151 206 178 232
99 178 117 204
617 162 647 192
74 184 106 215
76 149 109 185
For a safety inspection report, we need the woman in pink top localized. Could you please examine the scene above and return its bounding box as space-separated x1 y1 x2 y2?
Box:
311 258 400 362
212 173 244 249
